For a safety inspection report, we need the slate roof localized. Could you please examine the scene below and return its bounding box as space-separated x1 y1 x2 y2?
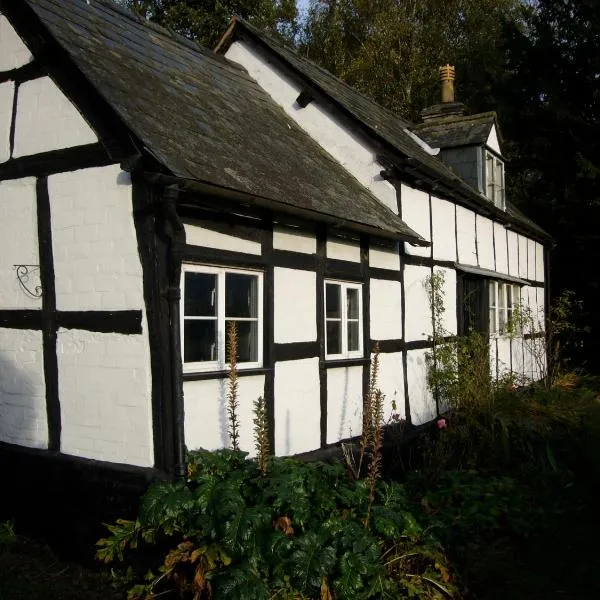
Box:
413 113 498 150
19 0 426 244
223 20 549 241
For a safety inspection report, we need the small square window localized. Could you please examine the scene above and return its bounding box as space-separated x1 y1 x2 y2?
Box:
488 281 520 336
324 280 363 359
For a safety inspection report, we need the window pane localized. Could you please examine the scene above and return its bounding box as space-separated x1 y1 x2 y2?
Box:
486 154 494 183
226 273 258 318
184 272 216 316
228 320 258 363
488 282 496 308
326 283 341 319
495 160 503 187
512 285 520 308
326 320 342 355
347 287 360 320
184 319 217 362
348 320 360 352
489 309 497 334
499 308 506 333
498 284 506 310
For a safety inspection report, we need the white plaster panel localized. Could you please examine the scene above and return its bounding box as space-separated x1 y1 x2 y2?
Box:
489 338 498 379
184 223 262 255
49 166 144 311
226 41 398 213
536 287 546 332
273 226 316 254
57 328 153 466
184 375 265 456
400 184 431 257
535 242 545 282
369 245 400 271
406 349 436 425
0 15 33 71
507 231 519 276
476 215 495 270
435 267 457 336
274 357 320 455
518 235 528 279
511 337 525 381
486 125 501 155
496 337 512 379
456 206 477 265
431 196 456 261
493 222 508 274
377 351 405 422
527 238 536 281
0 178 41 309
326 366 363 444
0 328 47 448
14 76 97 157
327 238 361 263
404 265 432 341
0 81 13 163
370 279 402 340
274 268 316 343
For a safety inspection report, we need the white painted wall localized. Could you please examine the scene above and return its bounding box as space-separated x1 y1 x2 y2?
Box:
406 348 436 425
527 238 536 281
49 166 144 311
57 328 153 466
0 178 41 309
326 365 362 443
184 374 265 455
518 235 528 279
511 337 525 381
14 76 97 157
274 267 316 343
370 279 402 340
507 230 519 276
0 15 33 71
273 225 316 254
370 245 400 271
226 41 398 213
0 81 13 163
496 337 512 379
494 223 508 274
535 242 545 282
476 215 495 270
435 267 457 336
486 125 501 155
184 222 261 255
0 328 47 448
377 351 405 422
403 265 432 341
274 357 321 455
401 184 431 257
431 196 456 261
327 237 360 262
456 206 477 265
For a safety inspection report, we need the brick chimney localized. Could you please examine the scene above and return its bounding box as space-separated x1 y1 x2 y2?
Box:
421 64 465 122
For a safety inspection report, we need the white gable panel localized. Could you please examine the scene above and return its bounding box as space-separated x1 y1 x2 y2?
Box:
527 238 536 281
401 184 431 257
494 222 508 274
435 266 457 336
370 245 400 270
456 206 477 265
273 226 316 254
535 242 545 282
274 267 316 343
226 41 398 213
370 279 402 340
0 178 41 309
431 196 456 261
377 351 405 422
327 238 360 262
184 223 262 255
184 375 265 456
407 348 436 425
507 230 519 276
0 328 47 449
14 76 97 157
518 235 528 278
486 124 501 155
58 328 153 466
49 166 144 311
0 15 33 71
404 264 432 341
0 81 13 163
476 215 495 270
327 365 363 443
274 357 320 455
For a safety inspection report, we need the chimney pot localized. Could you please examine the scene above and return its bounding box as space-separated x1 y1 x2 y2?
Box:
439 64 455 103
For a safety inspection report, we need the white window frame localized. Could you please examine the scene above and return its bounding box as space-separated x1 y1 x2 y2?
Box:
485 150 505 210
489 281 520 337
324 280 363 360
181 264 263 373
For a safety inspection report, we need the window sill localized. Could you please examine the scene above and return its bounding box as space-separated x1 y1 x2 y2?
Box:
182 367 269 381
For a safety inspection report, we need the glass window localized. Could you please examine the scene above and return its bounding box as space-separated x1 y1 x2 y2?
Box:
325 281 363 359
488 281 521 336
182 265 262 371
485 151 505 210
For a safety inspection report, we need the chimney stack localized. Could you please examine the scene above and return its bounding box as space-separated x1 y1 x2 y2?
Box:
439 64 455 103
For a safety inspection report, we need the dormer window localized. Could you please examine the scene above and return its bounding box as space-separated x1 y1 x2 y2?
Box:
485 151 505 210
